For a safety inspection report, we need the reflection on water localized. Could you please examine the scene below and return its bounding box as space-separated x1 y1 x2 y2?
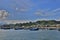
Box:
0 30 60 40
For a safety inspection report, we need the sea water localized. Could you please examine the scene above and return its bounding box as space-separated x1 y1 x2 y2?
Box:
0 30 60 40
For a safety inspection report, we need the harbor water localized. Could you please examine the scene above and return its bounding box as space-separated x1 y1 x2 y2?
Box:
0 30 60 40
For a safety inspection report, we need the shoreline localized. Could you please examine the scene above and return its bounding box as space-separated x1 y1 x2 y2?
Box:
0 27 60 31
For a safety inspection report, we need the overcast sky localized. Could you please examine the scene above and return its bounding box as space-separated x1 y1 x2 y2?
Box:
0 0 60 24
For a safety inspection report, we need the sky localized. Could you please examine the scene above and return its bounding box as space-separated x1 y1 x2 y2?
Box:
0 0 60 24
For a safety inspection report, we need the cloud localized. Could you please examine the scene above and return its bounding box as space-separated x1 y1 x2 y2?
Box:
35 10 46 16
35 8 60 16
15 0 34 7
1 20 31 24
11 0 34 12
15 7 28 13
0 10 9 20
52 8 60 13
35 18 53 21
35 10 50 16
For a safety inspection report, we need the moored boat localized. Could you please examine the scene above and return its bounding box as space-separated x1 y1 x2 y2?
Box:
14 27 24 30
48 28 56 30
29 27 39 31
58 28 60 31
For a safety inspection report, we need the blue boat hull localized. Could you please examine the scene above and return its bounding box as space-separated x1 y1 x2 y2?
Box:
29 28 39 31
